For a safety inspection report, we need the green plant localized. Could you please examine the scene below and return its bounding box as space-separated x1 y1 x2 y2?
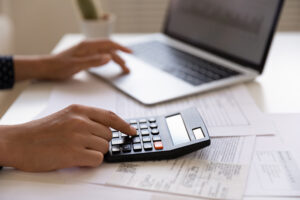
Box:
76 0 98 20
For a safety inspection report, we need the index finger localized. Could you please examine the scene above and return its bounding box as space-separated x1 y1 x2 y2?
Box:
109 41 133 54
83 106 137 136
111 51 130 74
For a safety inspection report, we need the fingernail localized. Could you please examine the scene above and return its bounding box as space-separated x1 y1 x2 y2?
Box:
123 67 130 74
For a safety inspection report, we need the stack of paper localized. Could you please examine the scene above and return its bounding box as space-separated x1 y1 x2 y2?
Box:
17 72 299 200
107 136 255 200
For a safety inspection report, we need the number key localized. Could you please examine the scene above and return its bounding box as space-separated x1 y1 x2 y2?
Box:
133 136 141 143
149 118 156 123
142 136 151 142
141 129 150 136
152 135 161 141
112 132 119 138
129 119 137 124
143 142 153 150
111 138 125 145
139 119 147 123
151 129 159 135
150 123 158 129
111 145 120 153
133 143 142 151
140 124 148 129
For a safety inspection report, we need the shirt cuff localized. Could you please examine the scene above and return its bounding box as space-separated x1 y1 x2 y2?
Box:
0 56 15 89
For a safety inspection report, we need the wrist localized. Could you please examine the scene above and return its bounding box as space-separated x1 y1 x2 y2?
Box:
14 55 53 81
0 125 25 168
0 126 13 167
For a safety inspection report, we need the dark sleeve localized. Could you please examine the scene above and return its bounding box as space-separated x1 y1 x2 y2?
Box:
0 56 15 89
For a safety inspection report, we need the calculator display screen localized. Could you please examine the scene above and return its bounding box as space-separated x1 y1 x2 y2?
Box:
166 114 190 145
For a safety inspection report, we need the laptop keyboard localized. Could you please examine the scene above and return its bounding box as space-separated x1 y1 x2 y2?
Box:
129 41 240 86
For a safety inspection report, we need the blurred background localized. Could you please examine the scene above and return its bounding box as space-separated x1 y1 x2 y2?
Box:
0 0 300 55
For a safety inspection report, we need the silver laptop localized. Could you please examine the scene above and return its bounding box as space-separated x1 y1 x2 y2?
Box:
89 0 284 105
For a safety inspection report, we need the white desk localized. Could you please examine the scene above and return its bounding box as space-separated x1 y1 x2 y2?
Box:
1 33 300 200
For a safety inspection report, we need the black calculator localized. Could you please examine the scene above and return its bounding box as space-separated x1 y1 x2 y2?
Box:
105 107 211 162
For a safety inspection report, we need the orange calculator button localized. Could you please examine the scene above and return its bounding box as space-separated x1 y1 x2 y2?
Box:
154 141 163 150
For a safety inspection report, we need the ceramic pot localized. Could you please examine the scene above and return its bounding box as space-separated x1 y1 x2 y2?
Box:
80 14 116 39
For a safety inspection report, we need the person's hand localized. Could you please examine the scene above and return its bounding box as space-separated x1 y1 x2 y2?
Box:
14 39 132 81
0 104 136 172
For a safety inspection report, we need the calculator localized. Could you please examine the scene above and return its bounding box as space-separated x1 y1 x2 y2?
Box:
105 107 211 162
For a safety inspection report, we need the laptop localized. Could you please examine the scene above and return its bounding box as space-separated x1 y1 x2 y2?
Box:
89 0 284 105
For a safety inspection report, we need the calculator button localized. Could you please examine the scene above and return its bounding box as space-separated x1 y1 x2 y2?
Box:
143 142 153 150
132 136 141 143
151 129 159 135
152 135 161 141
131 124 138 129
111 145 121 153
121 133 128 137
139 119 147 123
122 144 131 153
150 123 158 129
111 138 125 145
112 132 119 138
154 141 163 150
142 136 151 142
124 137 132 144
129 119 137 124
149 118 156 123
140 124 148 129
133 143 142 151
141 129 150 136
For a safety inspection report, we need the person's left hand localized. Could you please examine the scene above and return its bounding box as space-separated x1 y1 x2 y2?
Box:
14 39 132 81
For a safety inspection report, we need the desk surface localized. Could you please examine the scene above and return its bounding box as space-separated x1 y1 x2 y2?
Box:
1 33 300 200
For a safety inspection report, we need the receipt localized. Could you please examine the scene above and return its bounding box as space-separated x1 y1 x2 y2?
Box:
106 136 255 200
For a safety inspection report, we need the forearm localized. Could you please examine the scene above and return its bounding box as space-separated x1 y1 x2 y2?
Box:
14 55 52 81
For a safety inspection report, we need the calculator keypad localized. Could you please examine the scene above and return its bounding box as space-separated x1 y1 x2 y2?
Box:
110 117 163 154
133 143 142 151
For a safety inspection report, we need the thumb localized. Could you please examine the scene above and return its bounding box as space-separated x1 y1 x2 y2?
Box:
74 54 111 69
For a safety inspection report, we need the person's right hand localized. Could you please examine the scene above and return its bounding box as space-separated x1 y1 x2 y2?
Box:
13 39 133 82
0 104 136 172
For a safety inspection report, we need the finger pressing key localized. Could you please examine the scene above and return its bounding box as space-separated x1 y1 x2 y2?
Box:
84 106 137 136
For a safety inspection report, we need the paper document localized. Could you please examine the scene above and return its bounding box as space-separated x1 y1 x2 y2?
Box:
245 131 300 197
108 159 248 200
38 72 275 137
106 136 255 200
246 150 300 197
245 114 300 197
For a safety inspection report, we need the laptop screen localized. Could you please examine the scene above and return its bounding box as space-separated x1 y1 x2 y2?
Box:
164 0 284 73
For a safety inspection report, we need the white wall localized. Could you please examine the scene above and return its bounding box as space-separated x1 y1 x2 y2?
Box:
9 0 80 54
2 0 300 55
8 0 170 55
